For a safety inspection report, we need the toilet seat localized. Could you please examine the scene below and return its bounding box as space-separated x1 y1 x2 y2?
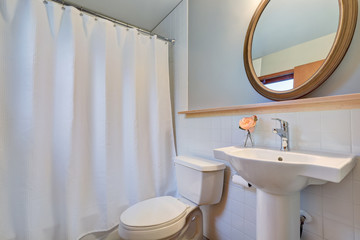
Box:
118 196 193 239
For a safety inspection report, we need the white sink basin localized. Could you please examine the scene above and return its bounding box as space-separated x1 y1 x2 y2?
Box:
214 146 358 194
214 146 358 240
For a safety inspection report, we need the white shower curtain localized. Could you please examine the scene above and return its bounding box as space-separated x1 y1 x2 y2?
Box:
0 0 176 239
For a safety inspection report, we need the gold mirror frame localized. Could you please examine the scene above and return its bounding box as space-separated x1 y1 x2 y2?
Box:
244 0 358 100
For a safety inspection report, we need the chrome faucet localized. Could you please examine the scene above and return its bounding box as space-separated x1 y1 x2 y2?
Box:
272 118 289 151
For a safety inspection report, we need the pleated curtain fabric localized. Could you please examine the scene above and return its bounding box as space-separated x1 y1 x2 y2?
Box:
0 0 176 239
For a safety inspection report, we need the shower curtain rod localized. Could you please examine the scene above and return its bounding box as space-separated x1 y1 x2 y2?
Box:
45 0 175 44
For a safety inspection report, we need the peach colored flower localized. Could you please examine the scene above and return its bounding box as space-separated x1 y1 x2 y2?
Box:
239 115 258 133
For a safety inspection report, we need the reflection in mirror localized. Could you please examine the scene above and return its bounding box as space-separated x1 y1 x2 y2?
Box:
266 79 294 91
252 0 339 91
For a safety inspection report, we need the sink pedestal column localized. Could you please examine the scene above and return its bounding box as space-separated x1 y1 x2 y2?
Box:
257 190 300 240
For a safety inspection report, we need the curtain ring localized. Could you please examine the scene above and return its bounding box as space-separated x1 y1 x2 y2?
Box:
79 7 83 16
43 0 48 4
61 1 65 10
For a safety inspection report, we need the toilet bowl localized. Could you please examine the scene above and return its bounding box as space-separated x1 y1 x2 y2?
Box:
118 196 198 239
118 156 226 240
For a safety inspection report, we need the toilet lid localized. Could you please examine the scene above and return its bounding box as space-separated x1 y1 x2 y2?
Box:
120 196 188 228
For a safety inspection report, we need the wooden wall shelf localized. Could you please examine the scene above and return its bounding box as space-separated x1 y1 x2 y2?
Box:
178 93 360 117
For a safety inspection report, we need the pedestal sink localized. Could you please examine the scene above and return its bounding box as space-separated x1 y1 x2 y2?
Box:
214 146 359 240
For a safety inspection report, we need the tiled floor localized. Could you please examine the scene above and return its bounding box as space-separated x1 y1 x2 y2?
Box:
80 226 120 240
81 226 210 240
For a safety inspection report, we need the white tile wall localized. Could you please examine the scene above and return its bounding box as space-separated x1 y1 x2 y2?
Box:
154 1 360 239
301 231 323 240
324 218 355 240
355 205 360 229
356 228 360 240
177 110 360 240
176 110 360 239
295 111 322 151
321 110 352 153
352 109 360 157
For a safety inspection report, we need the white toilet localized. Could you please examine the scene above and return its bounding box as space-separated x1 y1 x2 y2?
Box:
118 156 226 240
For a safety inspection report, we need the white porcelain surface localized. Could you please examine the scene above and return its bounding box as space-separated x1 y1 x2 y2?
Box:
119 154 225 239
214 146 359 240
120 196 188 227
214 146 358 195
118 196 191 240
175 156 225 205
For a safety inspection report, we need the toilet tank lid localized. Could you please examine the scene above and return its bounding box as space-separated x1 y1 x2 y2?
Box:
174 156 226 171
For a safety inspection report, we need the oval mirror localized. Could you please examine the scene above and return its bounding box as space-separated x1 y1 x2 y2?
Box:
244 0 358 100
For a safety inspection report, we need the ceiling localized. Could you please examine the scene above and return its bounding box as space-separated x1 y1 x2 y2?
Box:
65 0 183 32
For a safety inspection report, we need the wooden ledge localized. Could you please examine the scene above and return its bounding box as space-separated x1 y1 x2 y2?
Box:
178 93 360 117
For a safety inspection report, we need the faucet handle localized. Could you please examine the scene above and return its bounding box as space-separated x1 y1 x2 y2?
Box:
272 118 288 127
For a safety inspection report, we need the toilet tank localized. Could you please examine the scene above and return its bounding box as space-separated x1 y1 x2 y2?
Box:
174 156 226 205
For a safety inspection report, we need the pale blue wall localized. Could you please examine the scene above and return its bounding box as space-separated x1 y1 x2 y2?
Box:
189 0 360 109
